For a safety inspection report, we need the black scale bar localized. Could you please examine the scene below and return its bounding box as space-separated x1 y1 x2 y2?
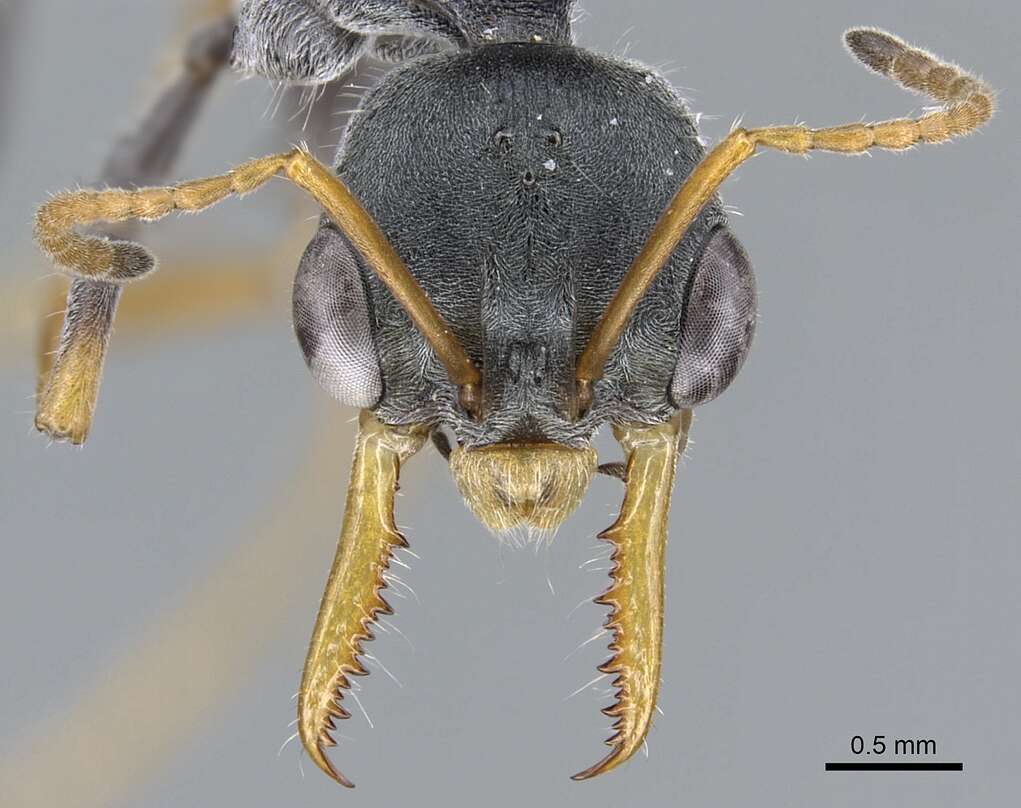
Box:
826 762 963 772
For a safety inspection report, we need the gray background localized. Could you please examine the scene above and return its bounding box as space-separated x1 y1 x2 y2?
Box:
1 1 1019 806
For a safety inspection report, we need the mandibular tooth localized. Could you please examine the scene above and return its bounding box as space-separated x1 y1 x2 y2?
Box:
572 413 690 781
297 412 429 789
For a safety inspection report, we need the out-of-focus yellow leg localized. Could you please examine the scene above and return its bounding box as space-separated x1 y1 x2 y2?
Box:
35 279 121 444
32 10 235 443
35 277 70 391
573 410 691 780
299 410 429 788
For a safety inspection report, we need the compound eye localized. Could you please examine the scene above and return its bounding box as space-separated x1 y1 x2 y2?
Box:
293 222 383 409
670 226 757 408
547 129 563 147
494 129 513 151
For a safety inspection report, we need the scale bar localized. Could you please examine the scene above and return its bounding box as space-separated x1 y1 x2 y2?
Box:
826 762 963 772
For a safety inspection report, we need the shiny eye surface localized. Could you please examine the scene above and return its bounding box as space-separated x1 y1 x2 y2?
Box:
494 129 513 151
547 129 562 147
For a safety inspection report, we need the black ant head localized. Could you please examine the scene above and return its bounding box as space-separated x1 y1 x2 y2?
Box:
233 2 753 548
